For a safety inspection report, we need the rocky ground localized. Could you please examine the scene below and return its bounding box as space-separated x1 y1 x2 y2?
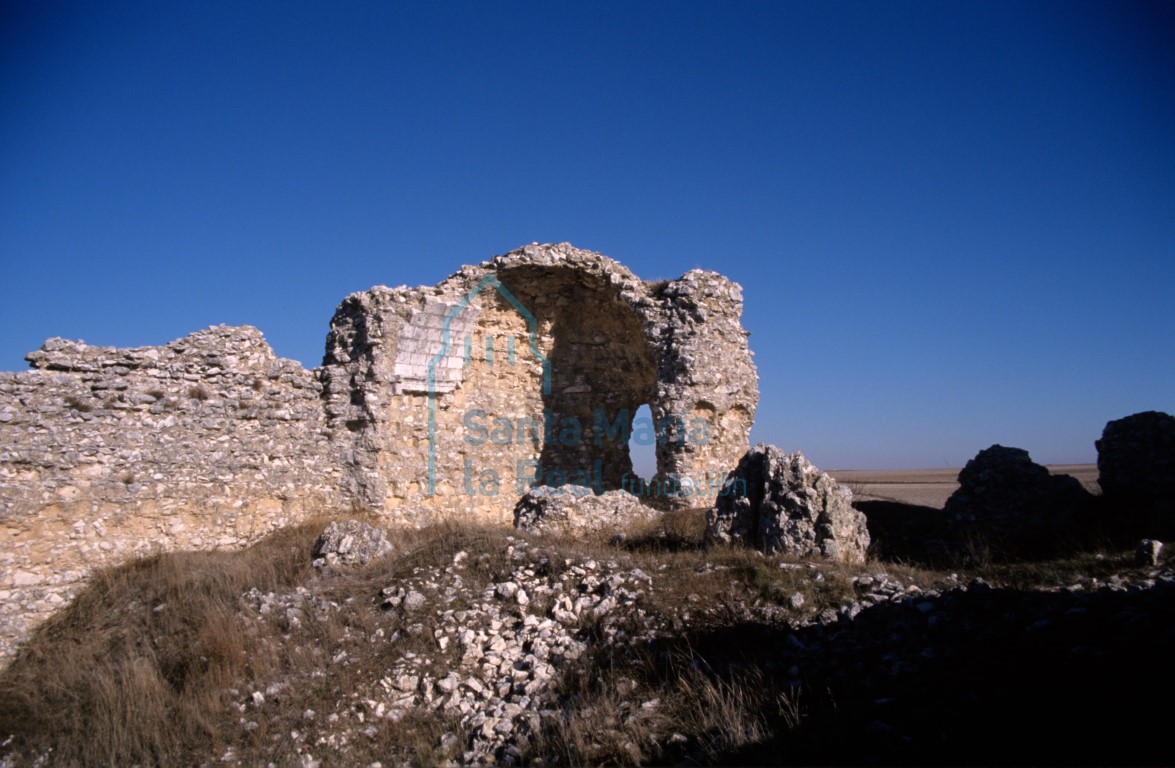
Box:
234 541 660 765
0 511 1172 766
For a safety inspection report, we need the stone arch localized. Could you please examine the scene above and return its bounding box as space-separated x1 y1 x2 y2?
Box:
320 243 759 519
495 262 659 493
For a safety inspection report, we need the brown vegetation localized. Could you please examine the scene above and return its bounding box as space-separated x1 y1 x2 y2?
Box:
0 507 1168 766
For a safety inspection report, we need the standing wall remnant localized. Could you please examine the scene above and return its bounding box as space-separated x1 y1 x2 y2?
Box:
0 242 758 662
320 243 759 520
0 325 348 661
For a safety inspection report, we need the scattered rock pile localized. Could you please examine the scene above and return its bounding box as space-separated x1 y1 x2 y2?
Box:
513 486 660 536
235 535 655 765
705 445 870 563
5 519 1173 767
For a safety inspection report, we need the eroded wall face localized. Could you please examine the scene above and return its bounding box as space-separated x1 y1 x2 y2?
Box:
321 262 663 523
498 265 658 495
320 250 758 518
0 326 348 661
382 292 549 522
0 242 760 663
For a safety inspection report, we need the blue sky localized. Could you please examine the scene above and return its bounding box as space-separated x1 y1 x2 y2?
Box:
2 1 1172 469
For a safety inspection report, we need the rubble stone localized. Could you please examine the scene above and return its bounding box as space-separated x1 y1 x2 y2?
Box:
705 445 870 563
513 486 660 535
312 520 393 567
943 445 1090 558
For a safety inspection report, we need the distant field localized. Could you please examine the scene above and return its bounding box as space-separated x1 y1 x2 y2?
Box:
829 464 1100 509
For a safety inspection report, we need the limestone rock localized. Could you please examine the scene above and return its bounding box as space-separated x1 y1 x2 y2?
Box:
705 445 869 563
321 242 759 516
312 520 393 567
513 486 660 535
943 445 1090 558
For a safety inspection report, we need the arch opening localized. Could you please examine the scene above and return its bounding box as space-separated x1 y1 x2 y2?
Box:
628 404 658 481
496 265 659 494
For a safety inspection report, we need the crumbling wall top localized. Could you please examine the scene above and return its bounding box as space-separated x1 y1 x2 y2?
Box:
24 325 291 376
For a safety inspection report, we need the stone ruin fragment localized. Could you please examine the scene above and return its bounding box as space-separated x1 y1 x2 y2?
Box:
312 519 394 568
942 444 1091 559
322 242 760 520
513 485 661 536
1096 410 1175 538
0 243 758 661
705 444 871 563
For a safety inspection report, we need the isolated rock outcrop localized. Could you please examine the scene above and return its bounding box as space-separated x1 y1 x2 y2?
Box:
513 486 660 535
1096 411 1175 497
1096 411 1175 535
943 445 1090 558
705 445 870 563
312 520 393 567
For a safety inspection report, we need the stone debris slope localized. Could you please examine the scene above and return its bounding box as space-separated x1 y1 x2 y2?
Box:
228 534 659 766
177 523 1175 767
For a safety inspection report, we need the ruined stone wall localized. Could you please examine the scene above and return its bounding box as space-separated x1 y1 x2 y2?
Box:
320 279 548 524
0 326 349 660
0 242 758 662
646 269 757 499
321 243 759 520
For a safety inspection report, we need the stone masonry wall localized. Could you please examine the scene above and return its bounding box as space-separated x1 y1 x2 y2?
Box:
0 243 758 663
320 243 759 521
0 326 349 660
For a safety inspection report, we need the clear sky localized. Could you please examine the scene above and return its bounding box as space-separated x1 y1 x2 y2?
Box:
2 1 1172 470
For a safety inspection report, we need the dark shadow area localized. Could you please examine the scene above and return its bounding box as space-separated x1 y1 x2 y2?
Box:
633 581 1175 765
857 493 1168 568
855 500 948 565
1090 493 1175 545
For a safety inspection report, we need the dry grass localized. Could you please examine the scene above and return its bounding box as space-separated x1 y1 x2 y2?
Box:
0 509 847 766
526 646 785 765
0 516 544 767
0 504 1155 766
0 521 321 766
